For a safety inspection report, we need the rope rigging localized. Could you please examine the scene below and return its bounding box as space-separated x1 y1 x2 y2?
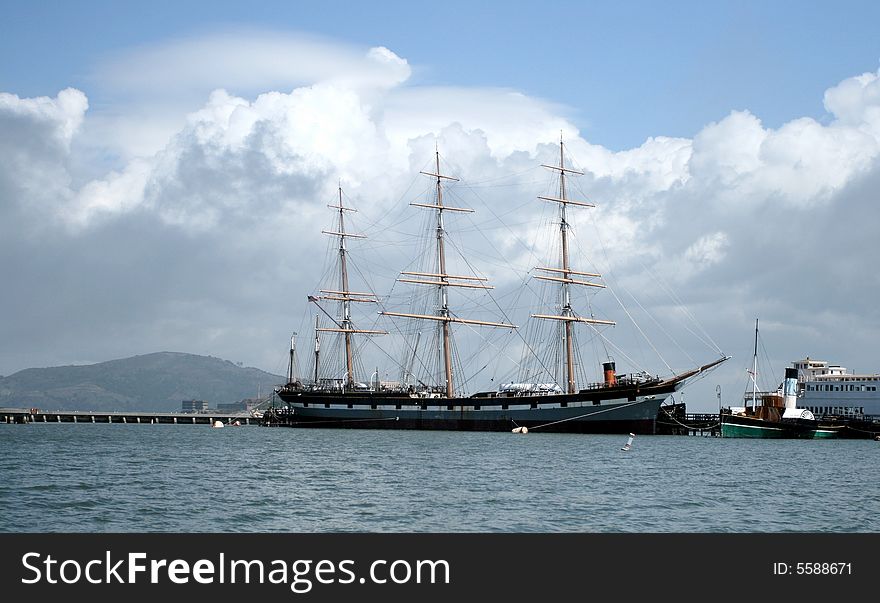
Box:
284 140 725 398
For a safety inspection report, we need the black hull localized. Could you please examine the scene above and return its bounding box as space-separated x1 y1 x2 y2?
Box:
264 358 729 434
265 380 685 434
264 411 658 434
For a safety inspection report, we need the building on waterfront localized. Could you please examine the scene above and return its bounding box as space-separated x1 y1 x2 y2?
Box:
181 399 209 413
217 398 262 413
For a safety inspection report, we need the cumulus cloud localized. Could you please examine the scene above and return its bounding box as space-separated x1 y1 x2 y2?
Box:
0 87 88 144
83 30 412 161
67 159 151 227
383 87 577 161
675 231 729 281
690 103 879 208
824 69 880 132
2 33 880 410
0 88 88 228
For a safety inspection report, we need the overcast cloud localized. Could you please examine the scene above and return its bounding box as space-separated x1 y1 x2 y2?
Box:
2 31 879 410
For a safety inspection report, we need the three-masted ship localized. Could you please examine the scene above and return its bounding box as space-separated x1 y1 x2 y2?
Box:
267 140 727 433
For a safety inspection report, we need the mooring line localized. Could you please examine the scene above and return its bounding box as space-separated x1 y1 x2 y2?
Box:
835 423 879 436
521 400 645 432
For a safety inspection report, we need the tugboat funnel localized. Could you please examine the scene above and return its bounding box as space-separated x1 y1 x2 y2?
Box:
783 367 798 409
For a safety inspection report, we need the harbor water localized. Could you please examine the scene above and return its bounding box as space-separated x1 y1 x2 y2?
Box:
1 423 877 532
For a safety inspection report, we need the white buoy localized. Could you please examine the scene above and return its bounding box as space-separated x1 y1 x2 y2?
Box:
511 426 529 434
621 432 635 451
212 420 224 429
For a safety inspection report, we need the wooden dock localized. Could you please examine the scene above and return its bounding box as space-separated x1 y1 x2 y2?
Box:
0 408 259 425
656 404 721 436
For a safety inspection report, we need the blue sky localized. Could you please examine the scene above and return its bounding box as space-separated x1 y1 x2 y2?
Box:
2 0 880 409
4 0 880 149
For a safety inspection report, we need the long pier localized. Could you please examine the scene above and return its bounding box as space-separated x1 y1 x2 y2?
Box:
6 405 878 437
1 408 259 425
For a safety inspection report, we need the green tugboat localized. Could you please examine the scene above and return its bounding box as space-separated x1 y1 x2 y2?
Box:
720 320 841 439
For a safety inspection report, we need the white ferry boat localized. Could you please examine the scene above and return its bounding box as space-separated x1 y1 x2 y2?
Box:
793 358 880 417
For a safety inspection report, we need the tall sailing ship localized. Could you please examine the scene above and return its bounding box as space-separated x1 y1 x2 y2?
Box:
266 139 728 433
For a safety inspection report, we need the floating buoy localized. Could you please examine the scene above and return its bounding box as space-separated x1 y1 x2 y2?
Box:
511 426 529 434
212 420 224 429
621 432 635 451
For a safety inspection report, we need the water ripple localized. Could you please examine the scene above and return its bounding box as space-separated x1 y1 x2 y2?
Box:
1 425 878 532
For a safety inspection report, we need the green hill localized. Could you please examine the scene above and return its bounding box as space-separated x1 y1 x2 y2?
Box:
0 352 284 412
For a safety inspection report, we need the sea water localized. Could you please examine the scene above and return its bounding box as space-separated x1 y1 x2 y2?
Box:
1 423 877 532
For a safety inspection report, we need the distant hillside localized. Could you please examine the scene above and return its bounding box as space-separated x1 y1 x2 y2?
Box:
0 352 284 412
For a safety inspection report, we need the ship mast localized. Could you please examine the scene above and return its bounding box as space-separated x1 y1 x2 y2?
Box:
433 150 454 398
287 333 298 384
311 185 385 388
751 318 759 411
531 135 615 394
381 147 516 398
558 141 576 394
337 185 355 385
313 315 320 384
